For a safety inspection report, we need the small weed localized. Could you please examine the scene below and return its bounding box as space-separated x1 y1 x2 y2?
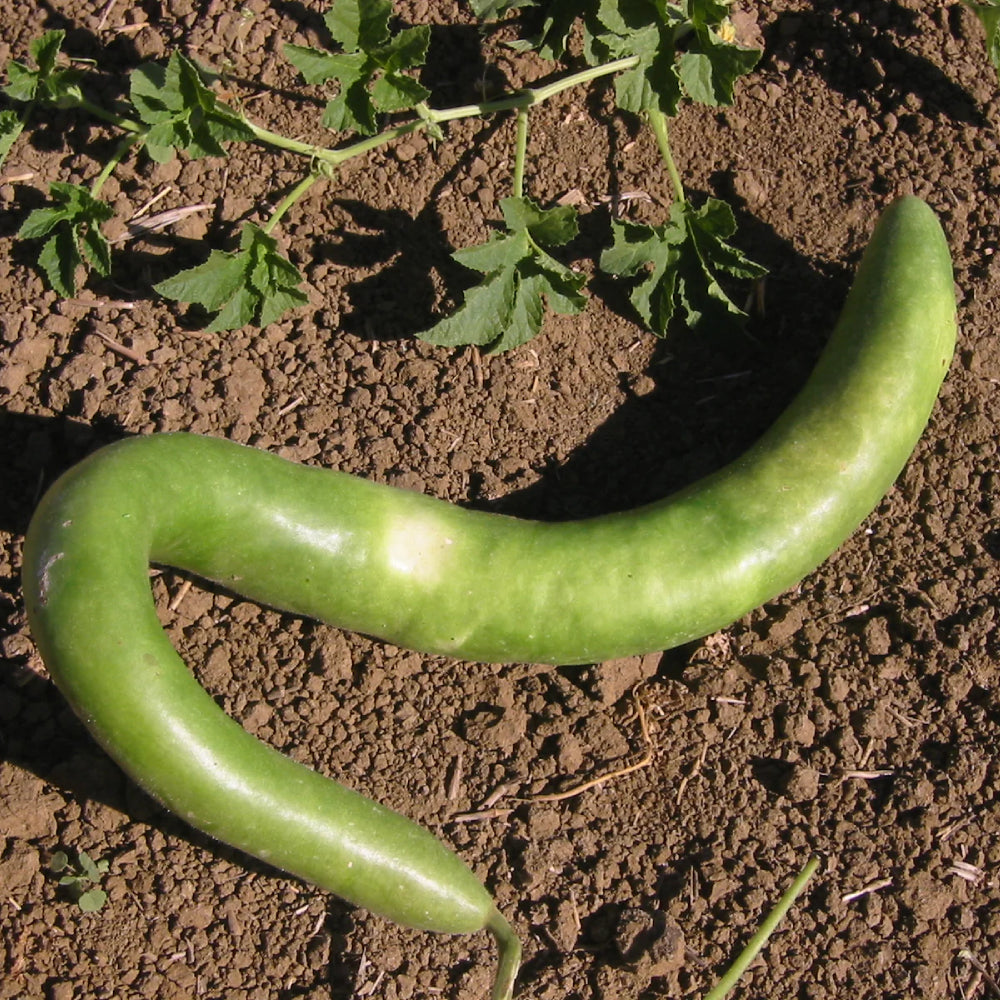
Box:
50 849 110 912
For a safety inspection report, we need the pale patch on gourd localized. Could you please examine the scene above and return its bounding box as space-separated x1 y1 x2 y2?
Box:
272 511 352 557
37 549 66 606
384 515 454 583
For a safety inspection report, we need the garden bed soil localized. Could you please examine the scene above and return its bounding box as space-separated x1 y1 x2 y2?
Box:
1 2 999 999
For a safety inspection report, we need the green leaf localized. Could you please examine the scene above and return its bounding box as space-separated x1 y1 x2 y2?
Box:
468 0 534 18
419 264 519 348
30 30 65 77
965 1 1000 73
154 249 249 311
3 30 83 106
18 205 67 240
155 223 307 331
325 0 393 52
79 226 112 276
288 13 429 135
529 249 587 314
77 888 108 912
77 851 100 882
453 230 529 274
50 852 70 873
38 228 81 297
129 52 253 161
0 110 25 168
283 45 364 86
377 25 431 72
678 33 761 106
500 196 579 246
600 197 765 336
4 61 39 102
513 0 590 60
322 80 379 134
20 183 113 296
371 71 429 113
420 199 586 353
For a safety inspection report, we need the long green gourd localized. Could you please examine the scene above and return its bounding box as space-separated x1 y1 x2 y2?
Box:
21 196 956 999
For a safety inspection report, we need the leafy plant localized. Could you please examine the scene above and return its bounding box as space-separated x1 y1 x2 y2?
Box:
154 221 310 332
129 50 255 162
50 849 110 912
17 182 114 297
284 0 431 134
601 196 766 335
3 29 83 107
421 195 586 353
1 3 764 350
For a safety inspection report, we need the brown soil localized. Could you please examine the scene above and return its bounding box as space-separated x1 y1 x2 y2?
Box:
2 2 999 999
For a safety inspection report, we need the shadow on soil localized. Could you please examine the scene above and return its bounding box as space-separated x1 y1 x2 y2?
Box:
764 3 987 127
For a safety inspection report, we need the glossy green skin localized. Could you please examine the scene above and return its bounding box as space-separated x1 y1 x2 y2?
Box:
22 197 954 975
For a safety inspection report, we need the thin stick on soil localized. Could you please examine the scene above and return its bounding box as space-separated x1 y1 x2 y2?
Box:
451 807 515 824
526 691 654 804
702 856 821 1000
95 331 146 365
168 578 192 612
840 876 892 904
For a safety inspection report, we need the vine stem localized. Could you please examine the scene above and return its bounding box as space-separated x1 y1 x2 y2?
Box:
90 132 141 197
263 170 324 234
701 856 821 1000
245 54 641 168
646 106 686 206
512 108 529 200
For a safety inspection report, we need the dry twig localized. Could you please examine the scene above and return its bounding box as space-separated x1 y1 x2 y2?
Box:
525 689 654 804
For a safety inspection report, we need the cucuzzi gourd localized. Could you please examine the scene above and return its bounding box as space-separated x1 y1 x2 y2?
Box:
22 196 956 999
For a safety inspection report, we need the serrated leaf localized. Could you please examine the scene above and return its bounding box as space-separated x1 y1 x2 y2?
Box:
516 0 588 60
500 196 579 246
452 230 529 274
129 62 174 122
325 0 393 53
376 25 430 72
259 286 309 327
284 45 366 86
39 227 81 297
3 60 38 102
156 223 306 331
30 30 65 76
4 30 83 106
18 205 68 240
79 225 112 276
419 265 519 348
155 249 249 310
371 71 429 112
529 251 587 314
0 110 25 167
678 36 760 106
322 82 378 133
421 205 586 352
204 285 258 332
22 183 113 297
130 52 252 160
601 198 764 336
490 269 547 352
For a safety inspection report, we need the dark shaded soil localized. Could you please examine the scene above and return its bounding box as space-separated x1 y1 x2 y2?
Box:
2 2 999 999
